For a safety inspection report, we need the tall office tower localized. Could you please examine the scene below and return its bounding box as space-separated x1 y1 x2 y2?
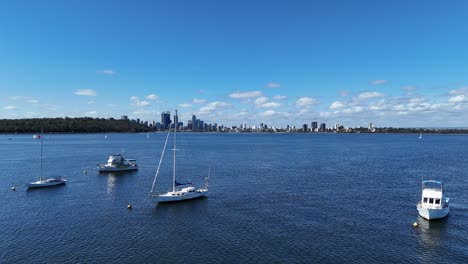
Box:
161 111 171 129
368 123 374 130
319 123 326 132
174 110 179 127
302 123 308 132
199 120 204 131
187 120 192 130
192 115 197 131
311 121 318 131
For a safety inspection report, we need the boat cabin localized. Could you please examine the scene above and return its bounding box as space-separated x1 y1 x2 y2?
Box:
107 154 125 165
420 180 445 208
421 189 443 207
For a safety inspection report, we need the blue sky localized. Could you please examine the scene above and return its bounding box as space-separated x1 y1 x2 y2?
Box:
1 0 468 127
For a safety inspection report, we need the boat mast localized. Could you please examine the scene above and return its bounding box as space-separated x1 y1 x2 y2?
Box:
150 128 171 194
40 129 44 181
172 110 177 193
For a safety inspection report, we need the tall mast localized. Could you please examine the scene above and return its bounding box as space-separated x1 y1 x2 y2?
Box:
40 129 44 181
172 110 177 192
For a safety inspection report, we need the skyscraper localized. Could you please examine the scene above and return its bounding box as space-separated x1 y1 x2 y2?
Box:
174 110 179 129
192 115 197 131
161 111 171 129
311 121 318 132
319 123 326 132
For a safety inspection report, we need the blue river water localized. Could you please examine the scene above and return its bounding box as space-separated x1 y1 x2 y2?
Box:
0 133 467 263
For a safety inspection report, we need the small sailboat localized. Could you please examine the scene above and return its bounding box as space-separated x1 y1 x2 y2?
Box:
419 133 422 140
27 131 66 188
150 110 209 203
417 180 449 220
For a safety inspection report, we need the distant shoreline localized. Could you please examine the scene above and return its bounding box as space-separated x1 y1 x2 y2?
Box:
1 117 468 134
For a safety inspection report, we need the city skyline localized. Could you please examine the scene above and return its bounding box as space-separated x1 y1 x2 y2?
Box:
1 1 468 128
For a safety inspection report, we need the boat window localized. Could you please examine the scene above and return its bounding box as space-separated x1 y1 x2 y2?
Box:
429 198 434 204
423 198 428 203
435 199 440 205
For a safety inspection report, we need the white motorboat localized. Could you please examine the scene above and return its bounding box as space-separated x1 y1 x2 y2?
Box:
27 131 66 189
98 154 138 172
150 110 209 203
417 180 449 220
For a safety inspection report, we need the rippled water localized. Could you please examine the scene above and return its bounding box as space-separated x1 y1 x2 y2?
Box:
0 133 467 263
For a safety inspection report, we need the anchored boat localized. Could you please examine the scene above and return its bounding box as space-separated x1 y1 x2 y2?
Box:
150 110 209 203
27 131 66 188
417 180 449 220
98 154 138 172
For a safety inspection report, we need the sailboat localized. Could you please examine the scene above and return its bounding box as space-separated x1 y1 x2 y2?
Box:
419 133 422 139
27 131 67 188
150 110 209 203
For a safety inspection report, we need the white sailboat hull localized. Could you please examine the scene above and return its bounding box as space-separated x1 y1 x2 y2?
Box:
417 203 449 220
27 178 66 188
158 189 208 203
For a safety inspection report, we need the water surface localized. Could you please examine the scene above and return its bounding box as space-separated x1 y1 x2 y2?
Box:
0 133 467 263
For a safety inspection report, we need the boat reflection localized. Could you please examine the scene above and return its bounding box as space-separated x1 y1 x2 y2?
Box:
102 171 137 194
416 216 448 262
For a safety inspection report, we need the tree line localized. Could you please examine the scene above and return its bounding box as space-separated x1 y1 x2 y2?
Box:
0 117 153 133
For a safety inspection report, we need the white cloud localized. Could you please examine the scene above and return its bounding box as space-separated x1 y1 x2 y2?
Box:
196 101 230 115
448 87 468 95
4 105 17 110
192 98 207 104
86 111 97 116
129 96 150 107
266 82 281 88
99 70 115 75
229 91 262 99
260 102 281 108
296 97 319 107
357 92 384 100
146 94 159 100
408 97 425 105
273 95 286 100
343 106 364 114
448 94 466 103
370 80 388 85
178 103 193 108
27 99 39 103
255 97 269 105
136 101 150 107
330 101 345 109
448 88 468 103
207 101 229 108
88 100 95 105
393 105 406 111
75 89 97 96
260 110 276 116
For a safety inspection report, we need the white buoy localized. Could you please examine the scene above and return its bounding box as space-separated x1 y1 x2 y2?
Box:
11 186 16 191
83 170 87 175
412 222 418 227
127 204 132 209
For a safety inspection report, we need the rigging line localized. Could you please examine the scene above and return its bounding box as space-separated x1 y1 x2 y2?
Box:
40 129 44 181
150 128 171 194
